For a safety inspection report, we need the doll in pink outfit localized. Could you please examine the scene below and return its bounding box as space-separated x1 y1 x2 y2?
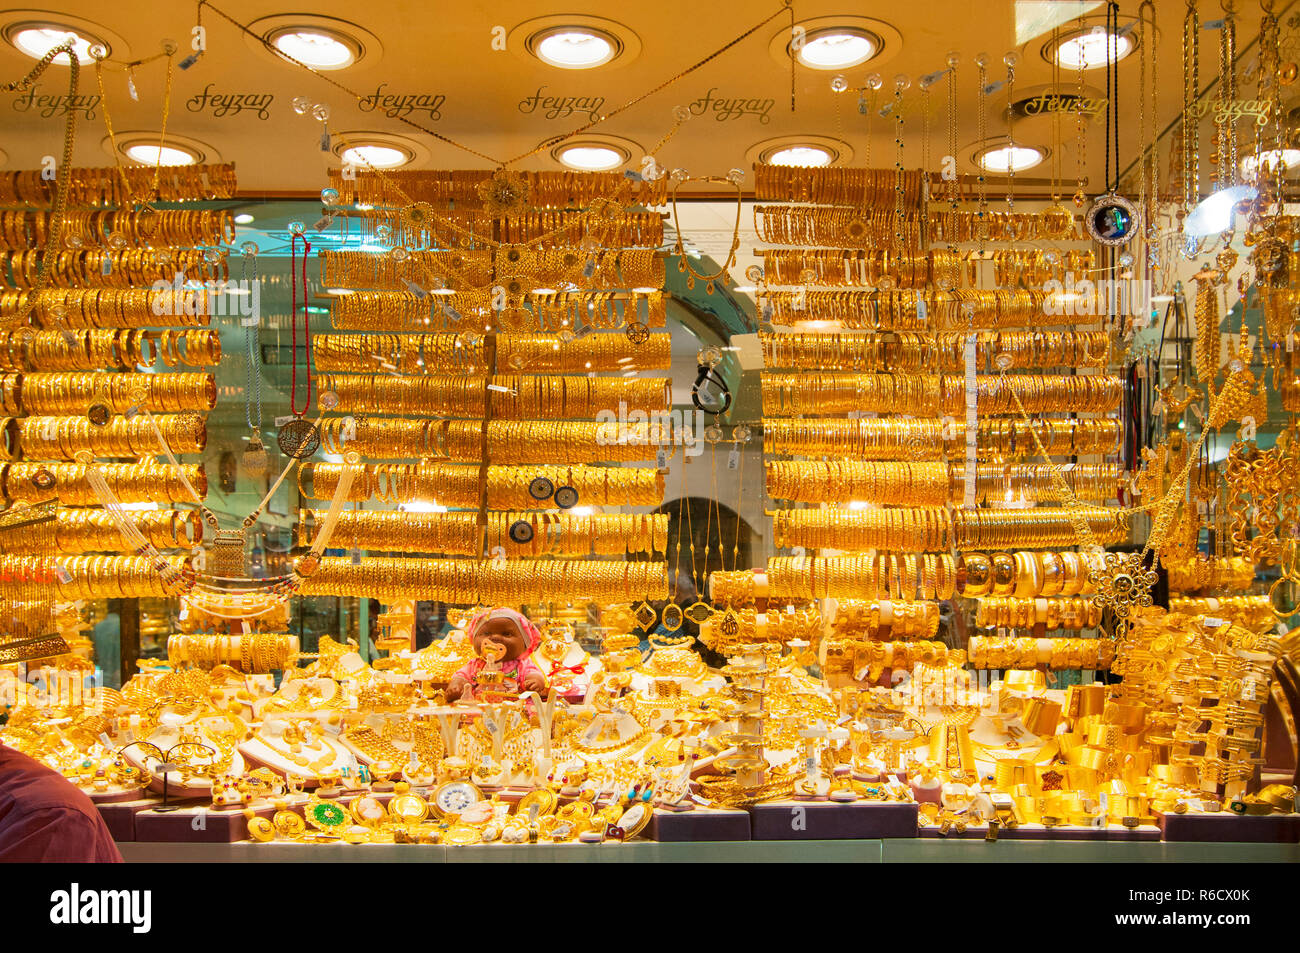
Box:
445 607 547 702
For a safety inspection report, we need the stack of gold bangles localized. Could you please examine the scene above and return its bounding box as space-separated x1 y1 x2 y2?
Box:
0 163 237 206
0 249 226 290
312 331 671 374
927 206 1080 243
760 330 1110 371
831 600 941 639
766 554 956 601
319 373 668 418
0 508 202 554
0 554 188 599
301 462 663 508
16 413 205 460
486 511 668 556
444 420 660 464
762 417 1119 458
752 164 924 207
0 289 215 328
968 636 1116 670
754 205 923 248
951 509 1127 549
974 597 1104 630
823 638 955 677
761 372 1124 416
761 288 1091 331
956 551 1099 597
299 556 669 604
19 371 216 414
708 569 757 607
765 461 950 505
0 208 234 250
329 290 668 333
5 329 222 371
320 248 663 293
772 506 951 551
168 633 295 671
2 462 204 503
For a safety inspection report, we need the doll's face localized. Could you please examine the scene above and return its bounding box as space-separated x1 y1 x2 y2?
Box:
472 619 528 661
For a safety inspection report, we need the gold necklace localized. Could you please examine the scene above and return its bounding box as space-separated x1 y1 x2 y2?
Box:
671 174 741 294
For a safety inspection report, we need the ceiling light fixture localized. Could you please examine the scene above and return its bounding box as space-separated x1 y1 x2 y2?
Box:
339 144 410 169
1051 27 1133 70
269 28 357 69
7 22 104 64
556 143 625 171
530 26 618 69
123 142 200 166
795 27 879 70
765 145 835 167
975 142 1046 173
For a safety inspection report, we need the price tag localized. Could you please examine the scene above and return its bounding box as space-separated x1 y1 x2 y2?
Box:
350 548 362 566
405 280 428 299
55 565 72 584
915 291 927 324
98 732 114 749
727 449 740 470
101 257 112 276
656 449 668 468
274 414 294 427
311 216 332 232
1202 616 1227 627
320 131 331 152
1288 332 1295 353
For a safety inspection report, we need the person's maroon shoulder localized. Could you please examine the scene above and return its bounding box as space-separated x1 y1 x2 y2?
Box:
0 744 123 862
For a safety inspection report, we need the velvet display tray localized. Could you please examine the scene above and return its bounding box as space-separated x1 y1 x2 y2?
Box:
1156 811 1300 843
750 799 919 839
648 806 751 842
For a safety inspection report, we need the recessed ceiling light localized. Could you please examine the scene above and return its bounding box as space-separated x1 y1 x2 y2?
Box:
765 145 834 167
339 144 410 169
1241 149 1300 179
234 213 255 225
8 24 104 64
1054 29 1133 70
531 27 617 69
270 28 356 69
796 28 878 70
124 143 200 166
976 143 1045 173
556 143 625 171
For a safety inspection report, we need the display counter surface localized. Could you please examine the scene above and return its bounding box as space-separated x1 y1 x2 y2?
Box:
118 839 1300 864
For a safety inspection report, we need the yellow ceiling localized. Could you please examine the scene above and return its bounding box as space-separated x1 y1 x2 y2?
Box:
0 1 1282 194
